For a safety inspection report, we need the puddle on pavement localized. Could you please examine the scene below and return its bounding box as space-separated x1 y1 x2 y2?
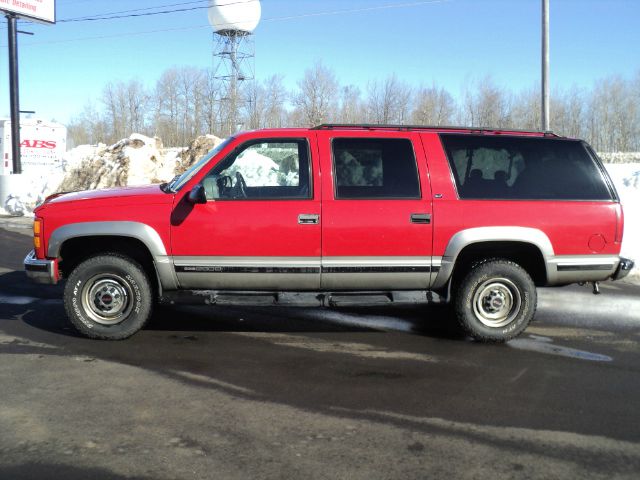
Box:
0 294 38 305
508 335 612 362
231 332 438 363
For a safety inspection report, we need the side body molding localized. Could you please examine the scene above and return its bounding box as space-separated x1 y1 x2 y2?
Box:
431 226 555 289
48 221 178 290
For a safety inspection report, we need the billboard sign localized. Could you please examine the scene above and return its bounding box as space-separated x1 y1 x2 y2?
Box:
0 0 56 25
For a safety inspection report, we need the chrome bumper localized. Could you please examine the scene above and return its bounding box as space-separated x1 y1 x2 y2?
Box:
612 257 635 281
24 250 58 285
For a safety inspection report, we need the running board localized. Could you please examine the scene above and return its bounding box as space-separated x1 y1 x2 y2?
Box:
327 293 392 307
160 290 442 307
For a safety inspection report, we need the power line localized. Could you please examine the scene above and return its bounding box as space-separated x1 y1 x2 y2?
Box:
0 1 450 45
0 1 204 30
58 0 256 23
58 6 209 23
0 0 237 28
61 1 209 22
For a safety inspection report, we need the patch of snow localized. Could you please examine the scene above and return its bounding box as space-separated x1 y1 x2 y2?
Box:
4 195 26 216
227 150 280 186
598 152 640 164
605 163 640 284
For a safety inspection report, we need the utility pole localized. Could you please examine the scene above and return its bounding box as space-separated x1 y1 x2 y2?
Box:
7 14 21 174
541 0 550 131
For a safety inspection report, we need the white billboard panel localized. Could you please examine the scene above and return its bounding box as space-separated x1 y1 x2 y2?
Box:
0 0 56 24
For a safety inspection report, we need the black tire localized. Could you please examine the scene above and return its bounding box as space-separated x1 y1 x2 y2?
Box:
453 259 537 343
63 254 153 340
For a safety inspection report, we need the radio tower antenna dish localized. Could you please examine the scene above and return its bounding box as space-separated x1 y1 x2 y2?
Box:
209 0 262 135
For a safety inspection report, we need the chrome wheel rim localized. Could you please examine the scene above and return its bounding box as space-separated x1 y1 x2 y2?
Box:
472 278 522 328
82 274 133 325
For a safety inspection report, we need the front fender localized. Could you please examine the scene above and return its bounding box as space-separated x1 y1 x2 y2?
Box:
47 221 178 290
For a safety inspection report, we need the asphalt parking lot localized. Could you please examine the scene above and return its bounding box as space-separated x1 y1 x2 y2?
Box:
1 217 639 479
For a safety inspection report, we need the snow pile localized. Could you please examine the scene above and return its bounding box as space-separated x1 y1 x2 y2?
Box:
175 135 224 175
58 134 176 192
0 134 222 216
605 163 640 284
1 171 59 217
4 194 26 216
228 150 280 186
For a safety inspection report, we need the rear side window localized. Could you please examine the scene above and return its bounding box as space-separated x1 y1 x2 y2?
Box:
332 138 420 199
440 134 613 201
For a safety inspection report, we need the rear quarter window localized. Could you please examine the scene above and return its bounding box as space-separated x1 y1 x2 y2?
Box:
440 134 614 201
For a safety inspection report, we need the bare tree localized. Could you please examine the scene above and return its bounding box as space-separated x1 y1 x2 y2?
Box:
264 75 288 128
412 84 456 126
155 68 182 146
586 76 637 152
292 62 339 126
200 69 221 136
243 81 267 130
508 87 540 131
102 82 124 143
67 64 640 154
366 74 412 124
100 80 151 143
551 86 585 138
461 76 512 128
67 101 108 147
337 85 364 124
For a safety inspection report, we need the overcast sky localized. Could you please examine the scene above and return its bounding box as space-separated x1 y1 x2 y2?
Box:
0 0 638 123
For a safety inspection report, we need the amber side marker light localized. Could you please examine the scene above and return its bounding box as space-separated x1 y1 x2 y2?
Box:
33 219 42 249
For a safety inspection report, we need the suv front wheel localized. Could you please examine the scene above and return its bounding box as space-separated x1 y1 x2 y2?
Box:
64 254 153 340
454 259 537 342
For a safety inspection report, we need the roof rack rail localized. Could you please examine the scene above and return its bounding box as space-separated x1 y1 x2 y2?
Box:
311 123 558 136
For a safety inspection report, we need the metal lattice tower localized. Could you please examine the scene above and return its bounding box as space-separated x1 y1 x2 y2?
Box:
213 29 256 136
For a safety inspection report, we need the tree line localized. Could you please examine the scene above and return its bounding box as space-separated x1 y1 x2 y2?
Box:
67 62 640 152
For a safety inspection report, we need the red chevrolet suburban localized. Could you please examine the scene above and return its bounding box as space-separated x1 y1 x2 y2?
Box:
25 125 634 341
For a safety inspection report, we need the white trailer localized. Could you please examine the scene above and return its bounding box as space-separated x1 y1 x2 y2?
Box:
0 118 67 175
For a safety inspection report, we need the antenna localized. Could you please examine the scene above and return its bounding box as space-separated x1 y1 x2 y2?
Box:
209 0 262 136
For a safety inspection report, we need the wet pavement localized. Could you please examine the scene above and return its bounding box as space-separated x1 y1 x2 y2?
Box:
1 226 639 479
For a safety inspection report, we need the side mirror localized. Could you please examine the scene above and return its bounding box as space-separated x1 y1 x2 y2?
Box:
188 184 207 204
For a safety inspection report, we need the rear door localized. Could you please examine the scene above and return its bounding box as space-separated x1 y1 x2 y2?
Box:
318 130 435 290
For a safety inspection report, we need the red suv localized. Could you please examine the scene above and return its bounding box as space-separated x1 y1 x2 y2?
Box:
25 125 634 341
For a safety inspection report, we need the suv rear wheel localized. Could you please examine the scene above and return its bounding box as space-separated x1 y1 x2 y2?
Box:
454 259 536 342
64 254 153 340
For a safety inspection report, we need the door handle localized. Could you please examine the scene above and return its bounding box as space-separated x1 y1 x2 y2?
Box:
298 214 320 225
410 213 431 224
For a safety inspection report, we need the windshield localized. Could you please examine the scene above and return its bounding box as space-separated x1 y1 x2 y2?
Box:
169 137 235 192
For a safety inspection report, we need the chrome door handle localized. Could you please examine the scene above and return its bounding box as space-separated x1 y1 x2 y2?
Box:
410 213 431 224
298 214 320 225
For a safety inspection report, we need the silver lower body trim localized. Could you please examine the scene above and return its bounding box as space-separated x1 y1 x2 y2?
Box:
170 256 438 291
546 255 619 285
431 254 626 289
321 256 435 290
155 255 179 291
172 256 321 290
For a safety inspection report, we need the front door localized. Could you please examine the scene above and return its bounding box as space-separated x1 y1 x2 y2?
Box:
170 134 321 290
318 131 434 290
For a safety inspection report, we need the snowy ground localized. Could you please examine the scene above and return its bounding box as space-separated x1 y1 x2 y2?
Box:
603 163 640 284
0 140 638 284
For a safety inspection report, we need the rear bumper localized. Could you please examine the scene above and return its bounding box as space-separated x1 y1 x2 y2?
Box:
612 257 635 281
24 250 59 285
